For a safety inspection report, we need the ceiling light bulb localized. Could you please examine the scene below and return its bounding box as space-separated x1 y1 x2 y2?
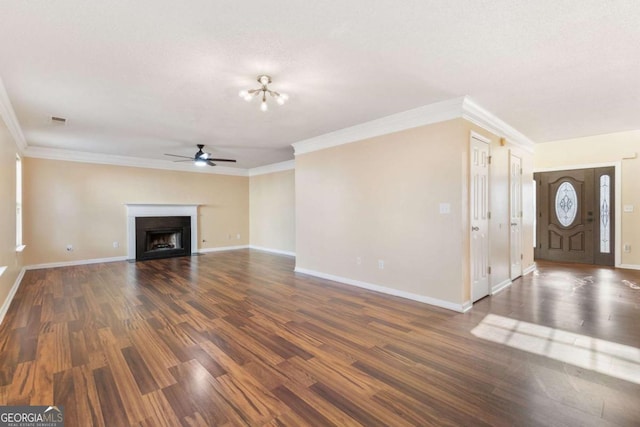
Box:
259 75 270 86
260 101 268 112
243 93 253 101
238 90 248 98
280 93 289 101
276 96 285 105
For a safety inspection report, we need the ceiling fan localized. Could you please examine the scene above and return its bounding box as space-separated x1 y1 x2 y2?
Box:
164 144 237 167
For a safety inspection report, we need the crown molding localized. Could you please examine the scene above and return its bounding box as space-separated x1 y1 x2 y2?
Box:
0 77 28 153
292 97 466 155
291 96 535 156
23 145 299 177
22 146 250 176
248 159 295 176
462 97 535 152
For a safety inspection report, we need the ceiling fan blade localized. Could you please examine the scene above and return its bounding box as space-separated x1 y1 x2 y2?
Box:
165 153 194 159
172 159 194 163
206 160 217 166
208 158 237 162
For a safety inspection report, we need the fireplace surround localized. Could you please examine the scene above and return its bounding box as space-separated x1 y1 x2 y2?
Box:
125 204 199 261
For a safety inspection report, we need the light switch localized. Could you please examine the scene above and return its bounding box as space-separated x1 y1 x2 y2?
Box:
439 203 451 214
624 205 634 213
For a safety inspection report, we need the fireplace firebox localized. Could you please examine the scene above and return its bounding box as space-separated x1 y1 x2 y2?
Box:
135 216 191 261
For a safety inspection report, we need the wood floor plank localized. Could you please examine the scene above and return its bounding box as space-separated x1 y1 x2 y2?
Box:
100 337 148 424
53 368 77 427
93 365 129 427
121 346 159 395
272 384 337 427
6 361 35 404
31 328 57 405
72 365 106 427
309 381 413 427
141 389 182 427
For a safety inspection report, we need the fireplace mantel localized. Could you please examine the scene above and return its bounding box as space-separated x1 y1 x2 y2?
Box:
125 204 199 260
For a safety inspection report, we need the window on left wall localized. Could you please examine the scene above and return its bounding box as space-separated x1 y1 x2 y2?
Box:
16 154 25 252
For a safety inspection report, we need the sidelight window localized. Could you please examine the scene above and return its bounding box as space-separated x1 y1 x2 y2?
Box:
600 175 611 253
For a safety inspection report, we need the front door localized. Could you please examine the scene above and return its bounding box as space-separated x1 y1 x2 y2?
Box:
535 167 615 265
470 135 490 302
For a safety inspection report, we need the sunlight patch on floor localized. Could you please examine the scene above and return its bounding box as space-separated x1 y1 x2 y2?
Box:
471 314 640 384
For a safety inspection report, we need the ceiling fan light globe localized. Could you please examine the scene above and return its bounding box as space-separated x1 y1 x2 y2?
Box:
195 160 207 167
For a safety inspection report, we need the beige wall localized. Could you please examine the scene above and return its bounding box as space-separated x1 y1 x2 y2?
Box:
250 169 295 254
23 158 249 265
535 130 640 266
295 118 534 308
0 115 24 311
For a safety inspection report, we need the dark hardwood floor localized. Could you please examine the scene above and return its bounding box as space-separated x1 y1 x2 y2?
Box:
0 250 639 426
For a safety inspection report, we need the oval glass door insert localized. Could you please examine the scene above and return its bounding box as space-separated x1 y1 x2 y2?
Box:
555 181 578 227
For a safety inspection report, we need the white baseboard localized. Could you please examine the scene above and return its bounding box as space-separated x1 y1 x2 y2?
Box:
461 301 473 313
26 256 128 270
249 245 296 257
294 267 467 313
523 264 536 276
0 267 26 325
618 264 640 271
198 245 249 254
491 279 512 295
26 247 255 269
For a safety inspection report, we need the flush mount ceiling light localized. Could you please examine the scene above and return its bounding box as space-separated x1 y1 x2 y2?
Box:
239 75 288 112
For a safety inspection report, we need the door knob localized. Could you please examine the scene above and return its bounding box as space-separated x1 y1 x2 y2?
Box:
472 226 480 231
510 222 518 226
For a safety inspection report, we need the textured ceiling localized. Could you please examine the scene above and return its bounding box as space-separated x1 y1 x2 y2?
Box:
0 1 639 169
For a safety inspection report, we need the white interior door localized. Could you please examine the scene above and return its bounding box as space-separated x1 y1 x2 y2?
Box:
470 135 490 302
510 153 523 280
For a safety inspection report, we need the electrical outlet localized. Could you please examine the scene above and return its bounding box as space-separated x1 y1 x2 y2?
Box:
356 256 362 265
66 244 73 252
236 233 241 240
378 259 384 269
624 244 631 253
113 241 119 248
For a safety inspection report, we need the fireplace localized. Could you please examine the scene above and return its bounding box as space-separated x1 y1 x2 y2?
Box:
135 216 191 261
126 204 199 261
